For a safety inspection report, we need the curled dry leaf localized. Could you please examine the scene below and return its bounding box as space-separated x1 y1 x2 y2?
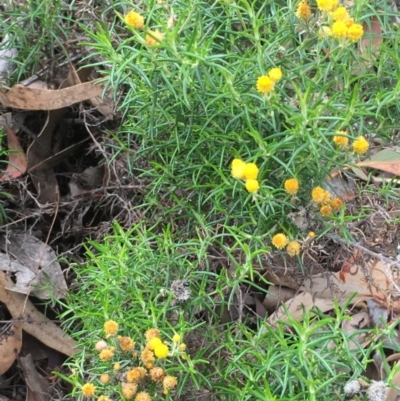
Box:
0 126 27 182
0 321 22 375
0 271 77 356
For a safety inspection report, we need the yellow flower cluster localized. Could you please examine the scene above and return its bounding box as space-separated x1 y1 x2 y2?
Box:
124 11 164 47
311 187 344 216
271 234 302 257
256 67 283 95
333 133 369 155
296 1 363 42
231 158 260 193
83 324 184 400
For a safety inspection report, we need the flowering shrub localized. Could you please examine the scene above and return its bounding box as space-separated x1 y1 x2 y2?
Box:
78 323 184 400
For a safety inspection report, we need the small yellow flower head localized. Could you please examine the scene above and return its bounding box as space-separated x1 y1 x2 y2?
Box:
245 179 260 193
104 320 118 336
100 374 110 384
331 7 349 21
272 233 289 250
82 383 96 397
113 362 121 371
332 21 348 38
296 1 312 20
286 241 301 257
172 334 181 342
320 205 333 216
135 392 152 401
331 197 343 210
95 340 109 352
352 136 369 155
99 349 114 362
308 231 316 238
145 30 164 46
179 343 187 351
333 131 349 147
163 375 178 391
125 11 145 29
118 336 135 352
244 163 259 180
311 186 330 205
318 26 333 38
98 396 111 401
317 0 338 12
154 343 169 358
231 158 246 179
150 367 165 382
268 68 282 83
284 178 299 195
145 328 160 341
256 75 274 94
347 23 364 42
127 367 147 383
122 382 138 400
141 348 155 368
147 336 162 350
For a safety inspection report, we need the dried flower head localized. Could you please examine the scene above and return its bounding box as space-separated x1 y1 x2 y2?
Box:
125 11 144 29
353 136 369 155
135 392 152 401
311 186 330 205
245 179 260 193
268 68 282 83
347 23 364 42
118 336 135 352
343 380 361 395
145 30 164 46
296 1 312 20
317 0 338 12
122 382 138 399
95 340 109 352
179 343 187 351
330 197 343 210
150 367 165 382
100 374 110 384
367 380 387 401
333 131 349 147
256 75 274 94
104 320 118 335
172 334 181 342
332 21 348 38
99 349 114 361
154 343 169 358
141 348 155 368
82 383 96 397
284 178 299 195
331 6 349 21
272 233 289 250
163 375 178 391
231 158 246 179
243 162 259 180
286 241 301 256
320 205 333 216
145 328 160 341
147 337 162 350
127 367 147 383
